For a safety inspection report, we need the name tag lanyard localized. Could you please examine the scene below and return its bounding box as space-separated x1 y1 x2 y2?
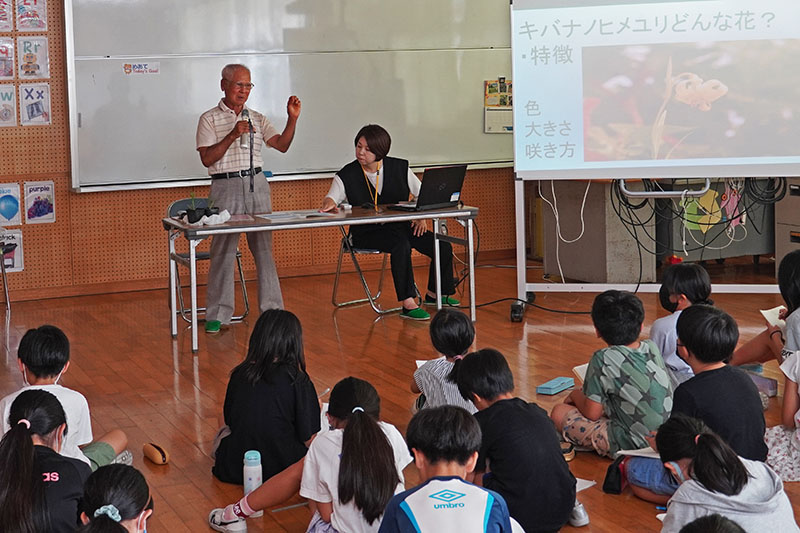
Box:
361 161 381 212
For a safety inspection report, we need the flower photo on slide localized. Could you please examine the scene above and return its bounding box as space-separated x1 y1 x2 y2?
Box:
582 40 800 162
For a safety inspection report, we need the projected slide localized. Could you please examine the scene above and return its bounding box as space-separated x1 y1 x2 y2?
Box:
511 0 800 179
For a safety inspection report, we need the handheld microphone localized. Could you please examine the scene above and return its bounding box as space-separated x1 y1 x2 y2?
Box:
240 109 251 149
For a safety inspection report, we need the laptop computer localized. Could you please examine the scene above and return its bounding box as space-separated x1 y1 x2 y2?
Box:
388 164 467 211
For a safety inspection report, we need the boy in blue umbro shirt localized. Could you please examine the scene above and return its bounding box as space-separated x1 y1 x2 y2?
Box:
379 406 512 533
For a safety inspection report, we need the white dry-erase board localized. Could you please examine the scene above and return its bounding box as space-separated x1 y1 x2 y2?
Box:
65 0 513 191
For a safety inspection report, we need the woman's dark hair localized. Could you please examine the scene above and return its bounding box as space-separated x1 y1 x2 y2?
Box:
232 309 306 385
406 406 481 466
78 464 151 533
679 514 746 533
456 348 514 402
428 309 475 383
778 249 800 315
18 324 70 378
676 305 738 363
329 377 398 525
354 124 391 161
0 389 68 533
664 263 713 306
656 414 748 496
591 290 644 346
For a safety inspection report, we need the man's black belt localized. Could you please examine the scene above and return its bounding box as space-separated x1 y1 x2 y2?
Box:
211 167 262 179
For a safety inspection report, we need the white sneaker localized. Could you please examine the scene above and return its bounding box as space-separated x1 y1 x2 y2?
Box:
208 508 247 532
111 449 133 466
568 500 589 527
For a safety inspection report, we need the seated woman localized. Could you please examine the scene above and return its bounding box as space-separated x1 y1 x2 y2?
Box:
656 414 799 533
321 124 458 320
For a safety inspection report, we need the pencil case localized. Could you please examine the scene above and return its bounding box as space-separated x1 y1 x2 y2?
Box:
536 376 574 395
143 442 170 465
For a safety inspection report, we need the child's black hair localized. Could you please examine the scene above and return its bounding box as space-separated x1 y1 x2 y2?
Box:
656 414 748 497
232 309 307 386
664 263 713 306
17 325 70 379
679 514 746 533
78 464 151 533
591 290 644 346
659 283 678 313
676 304 738 364
328 377 398 525
406 405 481 466
778 249 800 315
0 389 68 532
456 348 514 402
427 308 474 383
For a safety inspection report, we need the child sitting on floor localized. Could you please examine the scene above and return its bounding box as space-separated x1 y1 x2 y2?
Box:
411 308 477 413
457 348 579 532
0 325 130 470
732 249 800 366
625 304 767 504
765 347 800 481
212 309 320 485
380 405 512 533
656 415 798 533
649 262 713 387
300 376 412 532
550 290 672 458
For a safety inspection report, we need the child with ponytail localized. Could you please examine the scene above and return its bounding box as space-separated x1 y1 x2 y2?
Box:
300 377 413 532
0 389 91 533
411 308 477 413
78 464 153 533
657 414 798 533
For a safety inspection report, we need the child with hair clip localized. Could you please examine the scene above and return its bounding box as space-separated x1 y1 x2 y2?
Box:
649 262 713 387
212 309 321 484
411 308 477 413
656 414 798 533
732 249 800 366
0 389 92 533
380 405 513 533
78 464 153 533
300 376 413 533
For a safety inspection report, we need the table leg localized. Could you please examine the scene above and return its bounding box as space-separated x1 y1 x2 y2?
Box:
467 218 476 321
168 233 178 338
190 240 199 353
433 218 442 311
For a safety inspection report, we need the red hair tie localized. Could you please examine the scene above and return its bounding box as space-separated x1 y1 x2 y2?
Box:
694 434 701 445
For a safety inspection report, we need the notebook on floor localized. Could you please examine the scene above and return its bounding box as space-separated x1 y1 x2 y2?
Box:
388 164 467 211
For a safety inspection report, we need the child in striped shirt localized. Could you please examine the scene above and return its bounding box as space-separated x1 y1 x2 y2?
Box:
411 308 477 414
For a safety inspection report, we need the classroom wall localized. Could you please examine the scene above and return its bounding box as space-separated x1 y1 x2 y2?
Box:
0 1 515 303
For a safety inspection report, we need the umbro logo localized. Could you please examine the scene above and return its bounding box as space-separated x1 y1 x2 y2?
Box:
429 489 466 509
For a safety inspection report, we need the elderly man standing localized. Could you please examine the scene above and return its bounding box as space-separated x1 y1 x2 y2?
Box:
196 64 301 333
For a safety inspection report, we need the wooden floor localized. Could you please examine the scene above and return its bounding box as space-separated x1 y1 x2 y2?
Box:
1 256 797 532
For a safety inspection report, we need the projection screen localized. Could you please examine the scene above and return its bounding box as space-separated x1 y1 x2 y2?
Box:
511 0 800 179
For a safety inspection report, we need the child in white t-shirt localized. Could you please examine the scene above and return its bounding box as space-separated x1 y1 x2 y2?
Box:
0 325 129 470
300 377 413 533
